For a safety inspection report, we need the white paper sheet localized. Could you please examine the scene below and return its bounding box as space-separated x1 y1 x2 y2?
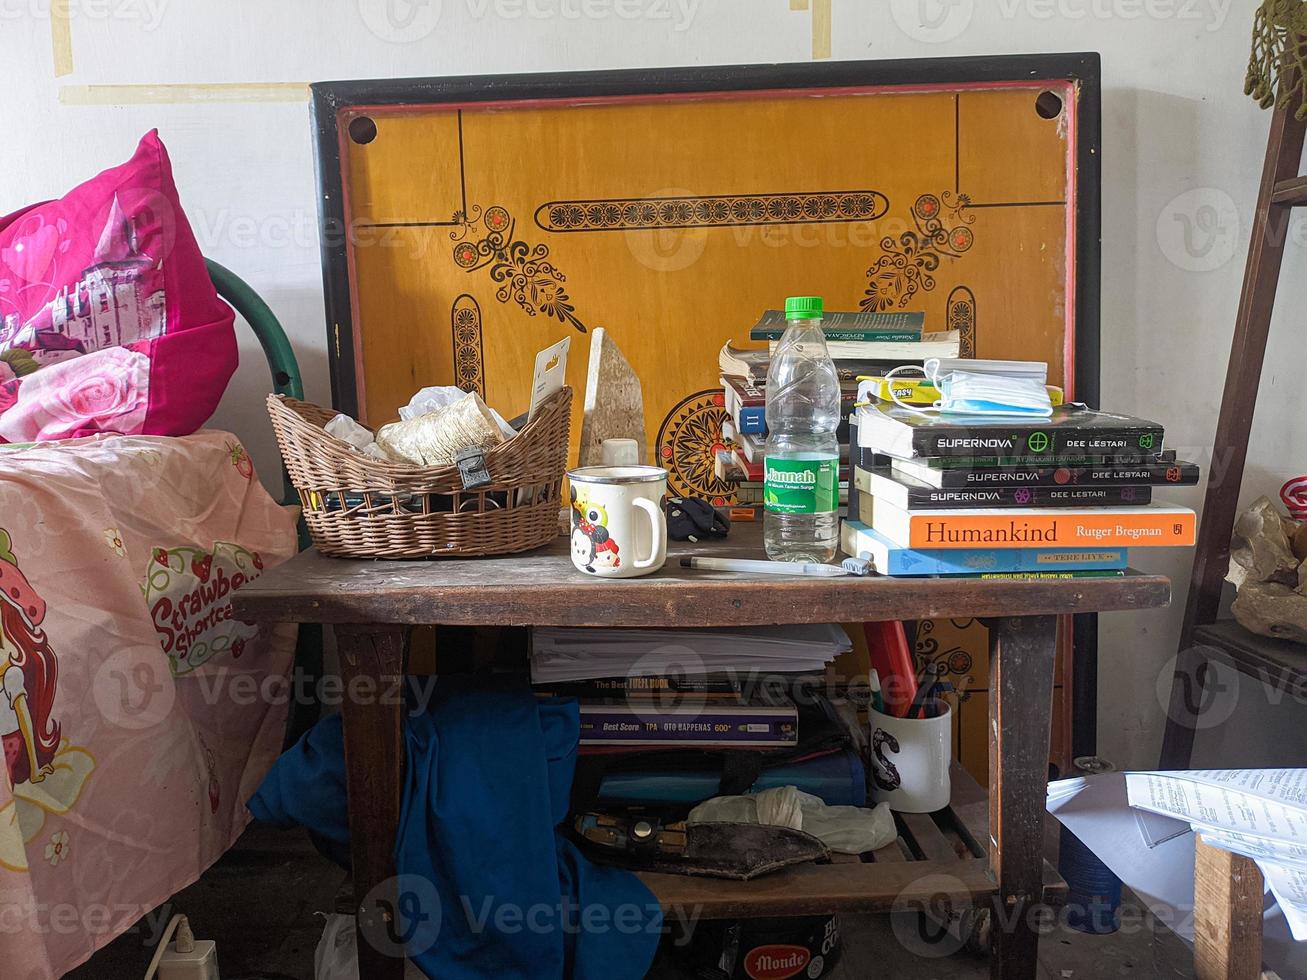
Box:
1048 772 1307 975
1119 769 1307 945
1125 771 1307 846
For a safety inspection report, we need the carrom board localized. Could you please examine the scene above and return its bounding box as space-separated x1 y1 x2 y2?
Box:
312 56 1103 772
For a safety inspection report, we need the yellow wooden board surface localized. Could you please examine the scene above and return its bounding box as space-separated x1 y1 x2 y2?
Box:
341 84 1077 501
337 81 1082 776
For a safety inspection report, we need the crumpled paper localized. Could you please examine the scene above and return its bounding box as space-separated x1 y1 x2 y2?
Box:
376 391 505 467
1227 495 1307 641
401 385 517 439
689 785 896 855
1227 497 1301 590
322 386 518 466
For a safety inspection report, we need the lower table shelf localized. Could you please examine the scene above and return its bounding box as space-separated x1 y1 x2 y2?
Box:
640 765 1067 919
1194 619 1307 689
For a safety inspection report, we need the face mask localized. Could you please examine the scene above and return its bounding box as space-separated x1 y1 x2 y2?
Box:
885 359 1054 418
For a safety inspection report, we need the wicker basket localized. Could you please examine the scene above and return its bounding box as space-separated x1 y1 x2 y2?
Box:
267 388 572 559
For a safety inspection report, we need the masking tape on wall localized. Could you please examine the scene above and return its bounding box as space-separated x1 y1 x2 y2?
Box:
59 83 310 105
50 0 73 77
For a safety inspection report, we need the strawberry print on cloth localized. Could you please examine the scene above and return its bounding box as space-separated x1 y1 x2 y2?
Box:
0 429 296 977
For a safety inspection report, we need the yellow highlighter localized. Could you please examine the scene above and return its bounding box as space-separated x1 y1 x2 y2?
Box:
854 376 1065 408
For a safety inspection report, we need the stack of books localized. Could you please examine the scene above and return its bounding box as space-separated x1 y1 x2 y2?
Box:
530 624 851 749
843 401 1201 578
717 310 960 507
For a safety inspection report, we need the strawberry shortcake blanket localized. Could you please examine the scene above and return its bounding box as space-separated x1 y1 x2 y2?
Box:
0 429 298 977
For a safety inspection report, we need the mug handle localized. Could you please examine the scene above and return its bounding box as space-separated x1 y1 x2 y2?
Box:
633 497 667 570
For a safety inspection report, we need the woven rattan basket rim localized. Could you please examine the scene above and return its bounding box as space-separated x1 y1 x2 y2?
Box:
266 387 570 481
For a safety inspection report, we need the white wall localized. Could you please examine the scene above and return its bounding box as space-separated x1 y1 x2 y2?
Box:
5 0 1303 768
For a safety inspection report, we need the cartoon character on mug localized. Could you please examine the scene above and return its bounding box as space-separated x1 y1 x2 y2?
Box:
591 536 620 571
570 487 619 574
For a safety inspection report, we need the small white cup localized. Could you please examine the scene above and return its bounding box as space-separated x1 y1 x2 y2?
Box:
600 438 641 467
869 702 952 813
567 466 668 578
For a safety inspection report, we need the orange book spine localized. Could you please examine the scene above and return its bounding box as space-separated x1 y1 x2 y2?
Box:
907 510 1196 549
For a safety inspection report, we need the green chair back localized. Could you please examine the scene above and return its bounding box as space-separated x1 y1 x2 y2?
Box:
205 259 304 511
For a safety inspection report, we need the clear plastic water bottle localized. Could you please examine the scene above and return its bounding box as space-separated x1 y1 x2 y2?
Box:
764 296 841 562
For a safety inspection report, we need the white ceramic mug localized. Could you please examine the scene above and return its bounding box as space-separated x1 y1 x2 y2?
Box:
869 702 952 813
567 466 668 578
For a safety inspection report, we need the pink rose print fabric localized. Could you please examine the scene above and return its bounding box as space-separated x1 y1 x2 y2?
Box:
0 130 236 443
0 347 149 443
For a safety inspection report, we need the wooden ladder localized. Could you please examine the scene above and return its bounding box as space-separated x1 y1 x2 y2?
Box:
1159 70 1307 768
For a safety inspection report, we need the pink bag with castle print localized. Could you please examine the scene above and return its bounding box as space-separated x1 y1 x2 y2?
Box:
0 130 236 443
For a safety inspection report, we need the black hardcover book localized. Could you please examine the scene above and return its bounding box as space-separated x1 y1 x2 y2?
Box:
849 444 1177 473
855 404 1166 459
860 470 1154 512
890 455 1200 489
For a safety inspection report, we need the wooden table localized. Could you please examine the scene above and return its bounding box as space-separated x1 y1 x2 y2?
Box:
233 524 1170 979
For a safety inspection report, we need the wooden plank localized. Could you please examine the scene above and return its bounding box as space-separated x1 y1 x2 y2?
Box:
900 812 960 863
233 523 1171 627
1163 619 1307 771
1194 835 1264 980
1170 79 1307 770
1270 175 1307 205
870 839 910 862
640 857 994 919
948 765 1067 902
335 624 409 980
1194 620 1307 690
577 327 648 467
988 615 1058 980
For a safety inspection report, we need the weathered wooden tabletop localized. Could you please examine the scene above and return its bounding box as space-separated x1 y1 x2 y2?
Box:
232 521 1171 627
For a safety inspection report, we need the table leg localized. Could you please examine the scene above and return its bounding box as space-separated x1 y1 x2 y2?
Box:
1194 834 1264 980
987 615 1057 980
335 623 409 980
1158 641 1209 769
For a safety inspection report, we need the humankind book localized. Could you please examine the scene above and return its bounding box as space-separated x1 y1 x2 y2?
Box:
863 499 1197 550
855 403 1166 459
841 521 1129 577
889 454 1200 489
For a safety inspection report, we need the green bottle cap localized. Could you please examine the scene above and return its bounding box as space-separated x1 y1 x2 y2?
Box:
785 296 823 320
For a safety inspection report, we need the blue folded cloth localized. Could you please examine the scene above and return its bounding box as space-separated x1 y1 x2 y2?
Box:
248 677 661 979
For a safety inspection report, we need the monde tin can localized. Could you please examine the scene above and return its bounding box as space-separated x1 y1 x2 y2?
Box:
674 915 842 980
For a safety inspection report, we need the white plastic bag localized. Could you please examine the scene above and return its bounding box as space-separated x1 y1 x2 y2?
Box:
324 413 377 451
315 913 426 980
689 785 896 855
